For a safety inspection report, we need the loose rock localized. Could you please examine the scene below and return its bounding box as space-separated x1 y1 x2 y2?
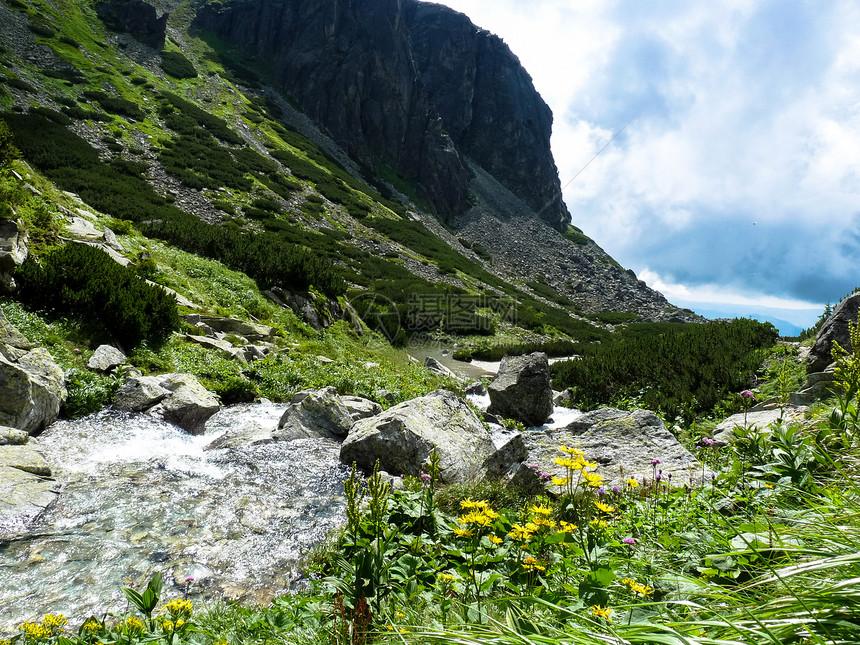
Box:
487 352 553 426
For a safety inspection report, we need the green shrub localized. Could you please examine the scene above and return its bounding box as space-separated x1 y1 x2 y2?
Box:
82 91 146 120
17 244 181 348
160 51 198 79
550 318 779 423
0 120 19 168
63 368 122 418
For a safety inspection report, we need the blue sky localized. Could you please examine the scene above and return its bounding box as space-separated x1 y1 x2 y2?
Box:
433 0 860 329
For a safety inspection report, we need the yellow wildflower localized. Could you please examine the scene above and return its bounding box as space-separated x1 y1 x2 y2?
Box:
488 534 503 545
594 501 615 514
622 577 653 596
483 507 500 520
164 598 193 617
437 572 456 582
453 526 474 538
582 471 603 487
529 503 553 516
460 498 478 509
590 605 613 621
396 612 406 619
626 477 640 488
558 520 577 533
508 523 534 541
551 475 569 487
560 445 584 456
589 519 608 529
41 615 67 632
82 619 102 635
162 620 174 632
123 617 144 635
522 556 546 572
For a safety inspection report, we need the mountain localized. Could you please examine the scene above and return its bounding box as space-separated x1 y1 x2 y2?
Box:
0 0 698 335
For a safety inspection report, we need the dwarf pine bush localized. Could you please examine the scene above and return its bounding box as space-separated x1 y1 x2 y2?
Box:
17 244 180 349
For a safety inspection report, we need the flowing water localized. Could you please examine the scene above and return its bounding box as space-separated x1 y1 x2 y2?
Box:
0 403 348 632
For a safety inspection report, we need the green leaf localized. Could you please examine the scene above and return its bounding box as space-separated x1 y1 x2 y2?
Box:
121 587 145 614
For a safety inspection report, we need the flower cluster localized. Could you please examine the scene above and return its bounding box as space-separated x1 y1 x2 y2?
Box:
590 605 613 621
18 615 67 642
163 598 193 618
521 556 546 572
621 577 653 596
554 445 603 494
454 499 499 538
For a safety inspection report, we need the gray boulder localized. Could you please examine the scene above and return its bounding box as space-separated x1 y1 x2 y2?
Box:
712 406 809 444
464 381 487 396
341 395 383 422
87 344 127 372
0 311 67 435
147 374 221 435
0 436 57 535
424 356 456 378
523 408 698 487
340 389 495 483
487 352 553 426
275 386 354 441
0 219 28 293
807 294 860 373
113 375 170 412
113 373 220 434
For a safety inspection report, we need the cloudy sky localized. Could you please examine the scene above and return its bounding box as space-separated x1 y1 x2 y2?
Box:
434 0 860 330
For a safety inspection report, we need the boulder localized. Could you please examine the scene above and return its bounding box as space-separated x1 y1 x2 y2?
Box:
275 386 354 441
340 389 495 483
184 315 277 343
0 436 57 535
0 311 67 435
147 374 221 435
464 381 487 396
0 219 28 293
87 344 127 372
424 356 456 378
113 373 220 434
0 426 29 445
712 406 809 444
113 375 170 412
482 427 527 479
487 352 553 426
807 294 860 373
341 395 383 422
522 408 698 487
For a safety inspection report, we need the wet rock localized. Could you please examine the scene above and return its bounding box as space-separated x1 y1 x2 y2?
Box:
522 408 698 487
147 374 221 435
807 293 860 373
0 311 67 435
0 426 29 445
487 352 553 427
275 387 354 441
87 344 127 372
114 373 220 434
0 443 52 476
482 427 527 479
0 465 58 536
340 389 494 483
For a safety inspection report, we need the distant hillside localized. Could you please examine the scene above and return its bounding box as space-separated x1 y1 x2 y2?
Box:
0 0 697 333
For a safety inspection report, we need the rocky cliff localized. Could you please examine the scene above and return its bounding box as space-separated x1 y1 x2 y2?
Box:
193 0 570 230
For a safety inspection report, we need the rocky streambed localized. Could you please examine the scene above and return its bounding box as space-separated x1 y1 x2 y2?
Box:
0 403 348 631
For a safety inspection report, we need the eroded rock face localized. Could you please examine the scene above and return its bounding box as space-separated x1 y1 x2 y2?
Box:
0 311 66 435
807 294 860 373
95 0 168 50
487 352 553 427
193 0 569 228
340 389 494 483
0 219 28 293
522 408 698 487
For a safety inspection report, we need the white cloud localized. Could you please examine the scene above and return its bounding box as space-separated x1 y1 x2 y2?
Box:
434 0 860 305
